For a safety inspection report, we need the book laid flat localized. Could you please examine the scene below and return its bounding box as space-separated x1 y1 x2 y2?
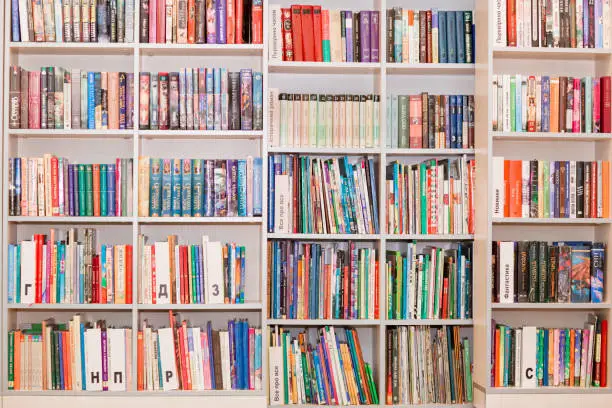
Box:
138 234 247 304
268 241 378 320
386 242 472 320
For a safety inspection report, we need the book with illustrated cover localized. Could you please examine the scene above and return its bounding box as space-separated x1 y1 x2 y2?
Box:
571 246 591 302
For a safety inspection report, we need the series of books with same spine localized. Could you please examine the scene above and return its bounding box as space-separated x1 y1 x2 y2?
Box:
268 241 379 320
268 90 380 149
138 68 263 131
10 0 136 42
493 240 605 304
8 317 132 391
492 315 608 388
386 326 473 405
8 156 133 217
491 74 612 133
492 157 611 218
386 9 474 64
139 0 263 44
138 234 247 304
137 157 262 217
7 228 133 305
9 66 135 130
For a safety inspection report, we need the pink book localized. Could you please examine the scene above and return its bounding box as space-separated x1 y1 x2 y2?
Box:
46 239 52 303
193 69 199 128
116 159 122 216
553 328 560 386
158 0 165 43
149 0 157 43
226 0 235 44
594 79 601 133
573 78 581 132
409 95 423 148
29 71 41 129
201 331 210 389
580 329 590 387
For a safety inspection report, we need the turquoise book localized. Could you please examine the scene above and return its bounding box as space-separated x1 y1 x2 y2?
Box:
172 159 182 216
161 159 172 217
192 159 204 216
100 164 108 216
149 158 162 217
181 159 192 216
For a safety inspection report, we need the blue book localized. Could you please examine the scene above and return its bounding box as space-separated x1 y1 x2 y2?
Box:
253 72 263 130
367 158 379 233
542 329 548 386
272 242 278 318
591 243 605 303
438 11 448 63
239 247 246 303
206 69 215 130
79 324 86 389
312 351 327 404
8 245 15 303
596 0 603 48
447 12 456 63
192 159 204 217
236 160 247 216
149 159 162 216
234 321 242 389
455 11 465 63
11 0 20 41
267 156 276 230
87 72 96 129
253 158 262 216
14 158 21 215
171 159 182 216
214 68 222 129
15 245 20 304
161 159 172 216
242 321 249 389
107 164 116 216
207 322 215 386
393 10 402 62
541 76 550 132
216 0 226 43
254 330 261 381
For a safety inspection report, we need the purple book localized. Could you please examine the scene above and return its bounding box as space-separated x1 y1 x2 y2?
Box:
345 11 353 62
360 11 371 62
68 164 74 216
101 329 108 391
216 0 226 44
126 73 134 129
370 10 379 63
107 164 116 216
228 160 238 216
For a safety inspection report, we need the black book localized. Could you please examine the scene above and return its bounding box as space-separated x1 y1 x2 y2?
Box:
538 241 548 303
353 12 360 62
528 241 538 302
548 245 558 302
386 9 394 62
228 72 241 130
140 0 150 43
577 161 584 218
242 0 252 43
517 241 529 302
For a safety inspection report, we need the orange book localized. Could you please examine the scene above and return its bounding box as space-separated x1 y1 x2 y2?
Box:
504 159 510 217
187 0 195 43
137 331 143 390
226 0 235 44
340 344 357 403
93 164 101 216
251 0 263 44
508 160 522 217
291 5 304 61
63 331 72 390
235 0 244 43
234 245 241 304
14 331 21 390
126 244 133 304
550 78 560 132
494 327 501 387
108 72 119 129
603 161 610 217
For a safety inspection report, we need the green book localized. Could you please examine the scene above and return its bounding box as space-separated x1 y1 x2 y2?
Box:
121 159 128 216
536 328 544 385
449 261 456 319
100 164 108 216
322 33 331 62
564 328 571 384
510 76 516 132
85 164 93 216
397 95 409 148
462 338 473 401
8 332 14 390
365 363 379 404
394 251 402 319
300 352 312 403
78 164 86 216
282 332 289 404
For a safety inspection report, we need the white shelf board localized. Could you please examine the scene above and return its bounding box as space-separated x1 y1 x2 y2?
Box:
268 146 380 155
8 216 134 223
492 46 612 59
137 303 263 311
267 233 380 240
8 41 135 54
385 63 475 75
138 43 264 56
486 387 611 394
383 319 473 326
491 303 611 310
139 130 263 139
268 61 380 74
7 129 133 138
266 319 380 326
384 234 474 241
491 131 612 141
138 216 262 224
493 217 611 225
4 390 265 396
385 148 475 155
6 303 133 310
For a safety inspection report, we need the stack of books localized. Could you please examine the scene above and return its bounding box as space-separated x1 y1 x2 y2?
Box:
138 234 246 304
268 241 379 320
8 228 133 304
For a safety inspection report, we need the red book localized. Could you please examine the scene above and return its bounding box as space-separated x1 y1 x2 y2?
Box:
226 0 235 44
442 277 449 319
235 0 244 43
503 160 510 217
92 254 100 303
508 160 522 217
312 6 323 61
601 76 611 133
281 8 294 61
181 321 192 389
51 156 59 216
187 0 196 43
301 5 315 61
291 5 304 61
374 261 379 318
125 244 133 304
35 234 44 303
507 0 517 46
592 161 598 217
157 0 165 43
602 320 608 387
93 164 100 216
177 326 188 389
251 0 263 43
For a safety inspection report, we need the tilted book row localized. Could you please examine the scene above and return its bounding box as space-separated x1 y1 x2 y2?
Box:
491 74 612 134
138 68 263 131
138 157 263 217
139 314 262 391
10 0 136 42
494 0 612 48
386 157 475 236
139 0 263 44
8 228 133 305
268 326 379 406
9 67 135 130
386 326 473 405
386 9 474 64
492 315 608 388
268 241 379 320
8 156 133 217
492 158 611 218
269 5 380 63
138 234 246 304
268 155 379 235
387 93 475 150
268 90 380 149
386 243 472 321
493 240 605 304
8 317 133 391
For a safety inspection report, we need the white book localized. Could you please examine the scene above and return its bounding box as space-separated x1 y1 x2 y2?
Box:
108 328 127 391
125 0 135 42
269 345 284 405
521 326 537 388
85 328 103 391
301 96 309 146
220 331 231 390
514 328 522 387
569 160 577 218
154 242 171 304
192 327 203 390
499 241 515 303
204 240 225 303
329 10 342 62
274 174 290 233
54 0 63 41
73 315 82 390
157 327 179 390
269 88 280 147
269 4 283 62
517 0 524 47
502 75 511 131
521 160 530 217
165 0 173 44
18 0 30 41
492 157 505 218
604 0 611 48
495 0 507 45
597 160 603 217
19 240 36 303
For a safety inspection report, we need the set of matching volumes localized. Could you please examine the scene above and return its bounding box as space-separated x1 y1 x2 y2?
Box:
138 312 262 391
8 156 133 217
492 157 611 218
10 0 136 42
138 234 246 304
386 9 474 64
387 94 475 149
139 0 263 44
268 326 379 405
268 5 380 63
268 155 379 235
268 241 379 320
386 326 473 405
138 157 262 217
386 157 475 236
138 68 263 131
386 243 472 320
268 90 380 149
491 74 612 134
8 317 132 391
7 228 133 305
493 240 605 304
492 315 608 388
9 66 135 130
494 0 612 48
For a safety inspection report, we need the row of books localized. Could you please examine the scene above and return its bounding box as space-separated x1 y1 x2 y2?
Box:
139 314 262 390
493 241 605 304
386 9 474 64
386 157 475 236
268 155 379 235
268 326 379 405
269 5 380 63
8 156 133 217
491 75 612 134
492 158 611 218
268 241 378 320
386 243 472 321
138 68 263 131
138 234 246 304
9 67 135 130
8 228 133 305
492 315 608 388
10 0 136 43
139 0 263 44
268 90 380 149
387 94 475 150
494 0 612 48
138 157 262 217
386 326 472 405
8 317 132 391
